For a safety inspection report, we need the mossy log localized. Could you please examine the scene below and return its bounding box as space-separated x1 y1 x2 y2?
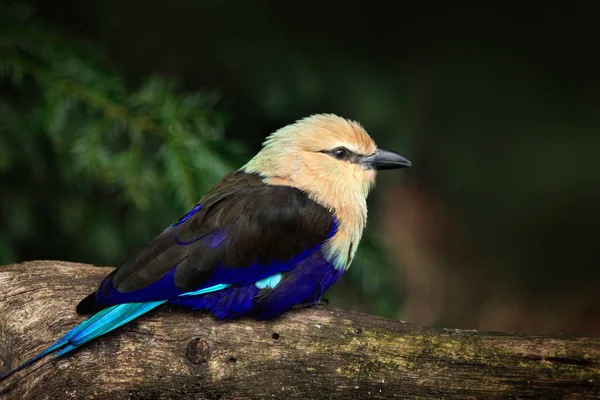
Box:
0 261 599 399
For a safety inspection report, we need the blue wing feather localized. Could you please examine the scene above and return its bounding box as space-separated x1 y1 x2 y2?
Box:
94 217 338 307
85 172 338 311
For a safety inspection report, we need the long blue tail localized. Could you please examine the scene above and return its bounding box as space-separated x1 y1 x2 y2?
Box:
0 300 166 383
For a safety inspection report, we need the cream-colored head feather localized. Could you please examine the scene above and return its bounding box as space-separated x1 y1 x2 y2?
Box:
243 113 407 269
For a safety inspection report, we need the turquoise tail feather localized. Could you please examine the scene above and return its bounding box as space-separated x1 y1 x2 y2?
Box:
0 300 165 383
0 341 65 383
63 300 166 347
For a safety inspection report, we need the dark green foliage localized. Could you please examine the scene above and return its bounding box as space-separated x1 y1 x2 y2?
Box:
0 3 245 266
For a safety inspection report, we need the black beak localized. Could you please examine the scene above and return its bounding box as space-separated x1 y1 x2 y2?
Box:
362 148 412 170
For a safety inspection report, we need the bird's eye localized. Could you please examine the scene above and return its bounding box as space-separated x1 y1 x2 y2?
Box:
333 148 348 160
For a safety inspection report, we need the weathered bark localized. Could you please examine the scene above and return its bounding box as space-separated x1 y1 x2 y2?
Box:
0 261 598 400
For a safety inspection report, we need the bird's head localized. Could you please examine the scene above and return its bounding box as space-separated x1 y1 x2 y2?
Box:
243 114 411 214
243 113 411 269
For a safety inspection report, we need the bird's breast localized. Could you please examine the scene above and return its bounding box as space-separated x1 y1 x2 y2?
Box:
324 204 367 270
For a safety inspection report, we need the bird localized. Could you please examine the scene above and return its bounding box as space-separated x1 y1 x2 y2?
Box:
0 113 411 383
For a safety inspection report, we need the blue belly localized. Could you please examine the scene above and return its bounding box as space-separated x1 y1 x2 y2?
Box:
169 251 344 320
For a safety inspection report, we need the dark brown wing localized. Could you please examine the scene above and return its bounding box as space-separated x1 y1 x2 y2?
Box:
77 171 336 312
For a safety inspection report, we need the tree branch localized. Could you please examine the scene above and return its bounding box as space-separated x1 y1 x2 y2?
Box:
1 261 599 399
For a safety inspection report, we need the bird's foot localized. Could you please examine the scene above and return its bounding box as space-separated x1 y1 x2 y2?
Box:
303 298 329 308
293 298 329 312
317 298 329 307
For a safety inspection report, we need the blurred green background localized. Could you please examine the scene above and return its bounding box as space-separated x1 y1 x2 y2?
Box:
1 1 598 334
